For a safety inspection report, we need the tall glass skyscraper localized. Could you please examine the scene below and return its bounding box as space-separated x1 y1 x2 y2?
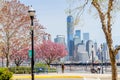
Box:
67 15 74 58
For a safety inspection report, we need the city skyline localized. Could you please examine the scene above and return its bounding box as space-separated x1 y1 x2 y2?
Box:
20 0 120 46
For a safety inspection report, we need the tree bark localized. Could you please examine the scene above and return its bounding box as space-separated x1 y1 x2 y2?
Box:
6 56 9 67
109 51 118 80
91 0 118 80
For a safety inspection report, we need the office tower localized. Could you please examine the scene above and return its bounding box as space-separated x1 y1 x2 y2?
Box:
94 42 98 56
86 40 94 59
75 30 81 38
74 30 81 45
102 43 109 62
54 35 65 44
67 15 74 59
75 43 89 63
83 33 89 44
54 35 67 62
74 36 81 46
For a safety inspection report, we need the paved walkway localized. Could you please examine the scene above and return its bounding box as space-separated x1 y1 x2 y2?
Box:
13 73 120 80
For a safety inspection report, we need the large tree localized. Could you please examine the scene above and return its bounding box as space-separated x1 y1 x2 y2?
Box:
0 0 45 67
71 0 120 80
35 40 68 67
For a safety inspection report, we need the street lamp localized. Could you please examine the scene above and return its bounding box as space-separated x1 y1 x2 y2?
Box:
91 45 94 69
101 44 104 74
28 6 35 80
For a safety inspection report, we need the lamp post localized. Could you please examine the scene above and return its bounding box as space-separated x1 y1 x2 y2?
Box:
91 45 94 69
101 44 104 74
28 6 35 80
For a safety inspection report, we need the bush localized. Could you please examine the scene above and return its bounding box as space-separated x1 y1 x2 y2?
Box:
0 68 13 80
34 62 57 73
48 68 57 72
9 66 31 74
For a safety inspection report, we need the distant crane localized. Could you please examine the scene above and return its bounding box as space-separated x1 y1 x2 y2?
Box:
65 0 88 26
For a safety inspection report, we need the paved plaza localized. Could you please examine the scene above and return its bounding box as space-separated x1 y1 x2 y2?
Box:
13 73 120 80
12 65 120 80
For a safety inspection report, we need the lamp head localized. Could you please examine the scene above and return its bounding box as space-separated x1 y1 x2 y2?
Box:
28 6 35 17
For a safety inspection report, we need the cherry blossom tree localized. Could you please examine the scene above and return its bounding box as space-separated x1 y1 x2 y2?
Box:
0 0 45 67
10 46 29 67
35 40 68 67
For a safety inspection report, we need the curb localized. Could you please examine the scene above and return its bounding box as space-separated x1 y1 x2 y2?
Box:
13 75 84 79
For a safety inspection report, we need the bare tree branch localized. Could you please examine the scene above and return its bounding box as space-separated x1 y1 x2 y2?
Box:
114 45 120 55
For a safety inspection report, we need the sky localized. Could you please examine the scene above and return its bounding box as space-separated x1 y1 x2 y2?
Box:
19 0 120 46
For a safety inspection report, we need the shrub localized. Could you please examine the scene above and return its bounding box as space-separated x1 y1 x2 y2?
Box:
9 66 31 74
0 68 13 80
34 62 57 73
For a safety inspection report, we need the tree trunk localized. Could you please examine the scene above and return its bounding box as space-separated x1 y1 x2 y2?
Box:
110 51 118 80
47 63 50 67
6 56 9 67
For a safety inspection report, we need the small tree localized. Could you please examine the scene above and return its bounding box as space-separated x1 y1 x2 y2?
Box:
36 40 68 67
10 47 29 67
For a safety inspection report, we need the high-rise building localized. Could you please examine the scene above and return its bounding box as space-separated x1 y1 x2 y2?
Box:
102 43 109 62
54 35 65 44
75 43 89 63
67 15 74 59
86 40 94 58
94 42 98 56
115 45 120 62
74 37 81 46
75 30 81 39
83 33 89 44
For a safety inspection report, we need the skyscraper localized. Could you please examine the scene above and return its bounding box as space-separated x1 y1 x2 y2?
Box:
75 30 81 39
83 33 89 44
67 15 74 59
54 35 67 62
86 40 94 59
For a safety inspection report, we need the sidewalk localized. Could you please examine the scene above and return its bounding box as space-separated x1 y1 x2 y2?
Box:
13 73 120 80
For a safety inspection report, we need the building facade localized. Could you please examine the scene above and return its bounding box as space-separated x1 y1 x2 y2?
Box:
67 15 74 59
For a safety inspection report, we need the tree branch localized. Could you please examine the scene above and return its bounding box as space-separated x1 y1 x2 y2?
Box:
114 45 120 55
106 0 114 49
92 0 108 40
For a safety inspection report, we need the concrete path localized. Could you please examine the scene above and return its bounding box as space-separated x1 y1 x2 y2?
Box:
12 73 120 80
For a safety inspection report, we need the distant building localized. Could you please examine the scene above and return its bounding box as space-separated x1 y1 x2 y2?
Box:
83 33 89 44
86 40 94 59
75 43 89 63
67 15 74 59
94 42 98 56
102 43 109 62
115 45 120 62
43 34 51 41
75 30 81 39
54 35 68 62
74 36 81 46
54 35 65 44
